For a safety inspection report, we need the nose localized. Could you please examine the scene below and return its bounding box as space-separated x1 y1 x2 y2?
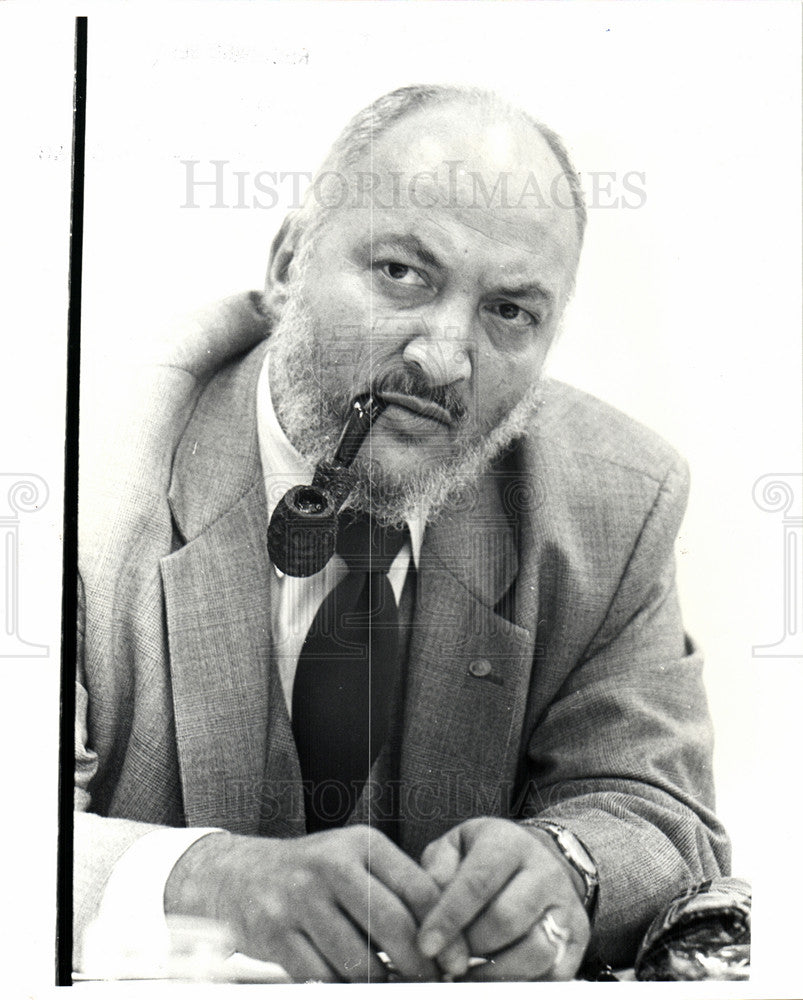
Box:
401 307 473 388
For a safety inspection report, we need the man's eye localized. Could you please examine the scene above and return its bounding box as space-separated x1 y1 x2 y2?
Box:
379 261 427 286
491 302 538 327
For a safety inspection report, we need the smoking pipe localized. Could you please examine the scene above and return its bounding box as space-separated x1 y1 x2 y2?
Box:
266 394 388 577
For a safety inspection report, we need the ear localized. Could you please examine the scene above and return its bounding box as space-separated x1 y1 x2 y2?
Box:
262 213 300 323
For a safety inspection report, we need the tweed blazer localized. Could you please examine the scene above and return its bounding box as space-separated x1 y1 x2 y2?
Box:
75 293 729 970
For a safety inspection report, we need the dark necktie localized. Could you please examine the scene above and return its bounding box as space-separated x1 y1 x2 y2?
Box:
292 512 408 832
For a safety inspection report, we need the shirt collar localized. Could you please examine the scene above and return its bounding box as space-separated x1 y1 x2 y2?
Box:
256 352 425 570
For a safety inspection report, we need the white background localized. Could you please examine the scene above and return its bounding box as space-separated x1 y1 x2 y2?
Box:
1 2 801 996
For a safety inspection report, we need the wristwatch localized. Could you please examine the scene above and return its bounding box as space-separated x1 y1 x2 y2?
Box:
521 819 600 920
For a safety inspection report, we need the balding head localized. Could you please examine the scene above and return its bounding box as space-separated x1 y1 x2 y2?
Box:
305 85 586 248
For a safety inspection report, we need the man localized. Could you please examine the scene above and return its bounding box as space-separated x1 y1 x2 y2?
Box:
75 85 730 981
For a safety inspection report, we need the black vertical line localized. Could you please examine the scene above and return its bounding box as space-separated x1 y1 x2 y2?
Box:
57 15 87 987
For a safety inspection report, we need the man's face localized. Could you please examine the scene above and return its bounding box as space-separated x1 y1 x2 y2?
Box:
269 102 581 522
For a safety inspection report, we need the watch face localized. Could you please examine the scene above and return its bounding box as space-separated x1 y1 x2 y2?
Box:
559 830 598 879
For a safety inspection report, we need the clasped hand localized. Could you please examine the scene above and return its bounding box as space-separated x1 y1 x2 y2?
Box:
165 817 590 982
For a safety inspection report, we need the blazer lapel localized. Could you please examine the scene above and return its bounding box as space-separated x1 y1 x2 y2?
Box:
161 342 305 837
399 454 539 860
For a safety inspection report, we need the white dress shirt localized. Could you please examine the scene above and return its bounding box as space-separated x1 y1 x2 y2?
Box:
89 351 423 967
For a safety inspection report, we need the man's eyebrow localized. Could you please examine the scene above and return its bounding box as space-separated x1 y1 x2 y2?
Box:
493 281 554 305
369 234 443 271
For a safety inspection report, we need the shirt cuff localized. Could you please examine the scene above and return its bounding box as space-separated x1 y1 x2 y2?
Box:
82 827 222 977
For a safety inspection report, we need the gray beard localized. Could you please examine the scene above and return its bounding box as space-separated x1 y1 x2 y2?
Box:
267 291 543 527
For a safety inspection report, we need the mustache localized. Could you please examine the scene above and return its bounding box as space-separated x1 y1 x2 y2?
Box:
366 362 468 425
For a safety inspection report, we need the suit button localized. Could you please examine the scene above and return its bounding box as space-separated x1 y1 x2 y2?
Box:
468 658 492 678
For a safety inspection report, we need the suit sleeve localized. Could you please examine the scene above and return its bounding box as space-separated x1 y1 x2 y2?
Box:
519 456 731 969
73 572 167 971
73 295 272 973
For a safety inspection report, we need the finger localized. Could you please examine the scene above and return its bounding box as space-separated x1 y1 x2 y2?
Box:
337 874 440 981
280 930 342 983
366 833 441 924
464 869 543 956
464 918 582 983
362 828 472 979
418 835 520 957
420 833 471 979
421 833 462 890
309 906 388 983
435 935 472 981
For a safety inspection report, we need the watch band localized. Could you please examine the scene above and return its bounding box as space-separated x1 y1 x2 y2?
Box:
521 819 600 920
